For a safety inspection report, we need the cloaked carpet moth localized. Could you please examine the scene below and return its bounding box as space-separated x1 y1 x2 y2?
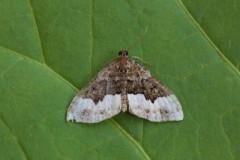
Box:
67 30 184 123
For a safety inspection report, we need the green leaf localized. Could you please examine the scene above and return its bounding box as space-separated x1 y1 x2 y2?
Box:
182 0 240 70
1 0 239 159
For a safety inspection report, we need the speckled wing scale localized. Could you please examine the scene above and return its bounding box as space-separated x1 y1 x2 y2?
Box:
67 50 184 123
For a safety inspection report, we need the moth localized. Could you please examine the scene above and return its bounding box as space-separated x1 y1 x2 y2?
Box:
67 50 184 123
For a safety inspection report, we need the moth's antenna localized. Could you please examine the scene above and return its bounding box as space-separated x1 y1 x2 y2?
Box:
132 56 152 66
127 26 148 51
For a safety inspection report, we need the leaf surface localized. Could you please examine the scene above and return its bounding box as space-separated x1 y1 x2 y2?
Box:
0 0 240 159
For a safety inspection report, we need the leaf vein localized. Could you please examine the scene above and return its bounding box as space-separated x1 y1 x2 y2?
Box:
178 0 240 78
0 46 78 91
1 58 23 78
0 117 29 160
27 0 45 64
110 119 151 160
221 117 235 160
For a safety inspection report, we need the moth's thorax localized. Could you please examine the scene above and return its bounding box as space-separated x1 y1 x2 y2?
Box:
118 50 129 68
118 57 128 67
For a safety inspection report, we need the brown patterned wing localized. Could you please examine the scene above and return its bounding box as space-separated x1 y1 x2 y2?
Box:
67 60 123 123
126 59 184 122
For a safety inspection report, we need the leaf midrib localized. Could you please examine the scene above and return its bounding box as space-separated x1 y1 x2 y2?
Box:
110 119 151 160
28 0 45 64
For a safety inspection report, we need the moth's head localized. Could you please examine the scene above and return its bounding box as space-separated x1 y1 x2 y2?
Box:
118 50 128 57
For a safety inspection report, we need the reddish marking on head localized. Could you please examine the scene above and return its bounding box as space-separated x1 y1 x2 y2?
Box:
119 57 128 67
118 50 129 67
